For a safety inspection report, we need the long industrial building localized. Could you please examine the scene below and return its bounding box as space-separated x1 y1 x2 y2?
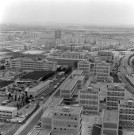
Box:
10 58 57 71
25 80 51 97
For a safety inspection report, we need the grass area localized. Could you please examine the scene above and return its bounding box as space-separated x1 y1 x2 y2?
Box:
0 80 13 88
20 70 53 80
110 72 122 83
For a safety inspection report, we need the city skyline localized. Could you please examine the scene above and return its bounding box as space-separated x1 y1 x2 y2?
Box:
0 0 134 26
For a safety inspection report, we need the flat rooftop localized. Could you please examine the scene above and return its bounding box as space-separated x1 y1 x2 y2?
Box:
80 86 99 93
54 105 82 114
0 106 17 111
63 79 78 91
108 83 125 90
120 99 134 106
103 110 119 123
74 75 85 81
26 80 51 92
72 70 83 75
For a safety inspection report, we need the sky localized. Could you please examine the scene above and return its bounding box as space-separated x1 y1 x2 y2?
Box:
0 0 134 26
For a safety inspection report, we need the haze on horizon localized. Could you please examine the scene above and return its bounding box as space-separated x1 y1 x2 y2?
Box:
0 0 134 26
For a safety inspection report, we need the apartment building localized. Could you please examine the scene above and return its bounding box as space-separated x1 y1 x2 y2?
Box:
78 60 91 79
106 83 125 110
10 58 57 71
102 110 119 135
51 105 82 135
94 61 110 82
79 86 100 114
119 99 134 128
60 79 78 99
0 106 17 118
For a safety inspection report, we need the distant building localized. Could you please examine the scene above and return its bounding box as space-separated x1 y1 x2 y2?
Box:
79 86 100 114
47 56 80 68
0 106 17 118
97 51 113 62
106 83 125 110
10 58 57 71
51 105 82 135
102 110 119 135
61 51 87 59
55 30 61 39
119 99 134 128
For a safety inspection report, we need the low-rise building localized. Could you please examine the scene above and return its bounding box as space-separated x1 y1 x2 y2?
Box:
0 106 17 119
51 105 82 135
79 86 100 114
102 110 119 135
106 83 125 110
10 58 57 71
25 80 51 97
60 79 78 99
119 99 134 128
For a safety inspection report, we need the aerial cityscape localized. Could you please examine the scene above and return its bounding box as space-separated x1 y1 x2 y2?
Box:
0 0 134 135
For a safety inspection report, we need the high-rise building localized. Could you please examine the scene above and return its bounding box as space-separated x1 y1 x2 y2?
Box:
106 83 125 110
51 105 82 135
79 86 100 114
102 110 119 135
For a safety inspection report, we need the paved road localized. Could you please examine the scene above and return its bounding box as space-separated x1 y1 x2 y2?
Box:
18 108 43 135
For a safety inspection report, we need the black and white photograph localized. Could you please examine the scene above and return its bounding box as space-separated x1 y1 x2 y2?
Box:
0 0 134 134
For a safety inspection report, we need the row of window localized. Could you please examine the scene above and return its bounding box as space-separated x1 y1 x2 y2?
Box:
0 111 12 114
80 100 98 104
54 113 78 120
120 109 134 114
80 95 98 99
